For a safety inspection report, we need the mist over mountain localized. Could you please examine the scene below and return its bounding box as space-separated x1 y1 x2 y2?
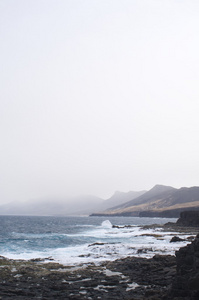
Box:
1 1 199 218
98 190 146 211
1 184 199 217
0 190 145 216
0 195 104 216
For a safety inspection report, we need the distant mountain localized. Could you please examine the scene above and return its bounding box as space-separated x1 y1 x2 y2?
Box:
0 190 145 216
112 185 175 210
0 195 104 216
90 185 199 218
2 185 199 217
97 190 146 212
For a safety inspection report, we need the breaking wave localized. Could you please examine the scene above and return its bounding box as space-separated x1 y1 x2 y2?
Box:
101 220 112 229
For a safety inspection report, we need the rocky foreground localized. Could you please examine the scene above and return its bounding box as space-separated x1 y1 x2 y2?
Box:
0 253 176 300
0 233 198 300
0 212 199 299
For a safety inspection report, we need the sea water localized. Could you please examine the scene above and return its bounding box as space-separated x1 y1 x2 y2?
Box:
0 215 191 266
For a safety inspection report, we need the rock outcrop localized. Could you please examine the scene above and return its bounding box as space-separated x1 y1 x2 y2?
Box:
176 211 199 227
170 236 185 243
170 234 199 299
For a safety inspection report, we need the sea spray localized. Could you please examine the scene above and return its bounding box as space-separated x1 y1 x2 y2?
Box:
0 215 190 265
101 220 112 229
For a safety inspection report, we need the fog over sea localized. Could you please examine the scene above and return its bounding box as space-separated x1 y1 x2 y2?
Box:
0 216 192 266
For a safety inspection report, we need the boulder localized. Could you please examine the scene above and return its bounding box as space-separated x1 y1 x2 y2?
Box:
170 236 185 243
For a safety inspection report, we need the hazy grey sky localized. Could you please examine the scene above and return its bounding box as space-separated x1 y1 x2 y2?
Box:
1 0 199 203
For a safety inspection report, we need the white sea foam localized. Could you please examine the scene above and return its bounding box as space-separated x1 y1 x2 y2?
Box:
3 233 192 265
0 217 193 266
126 282 139 291
101 220 113 229
104 269 127 278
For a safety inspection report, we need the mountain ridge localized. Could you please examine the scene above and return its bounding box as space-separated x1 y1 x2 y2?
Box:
1 184 199 217
117 184 176 209
90 185 199 218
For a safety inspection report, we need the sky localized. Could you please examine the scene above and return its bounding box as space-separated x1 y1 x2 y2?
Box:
1 0 199 204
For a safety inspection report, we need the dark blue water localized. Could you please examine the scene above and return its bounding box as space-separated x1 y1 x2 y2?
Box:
0 215 177 263
0 215 174 234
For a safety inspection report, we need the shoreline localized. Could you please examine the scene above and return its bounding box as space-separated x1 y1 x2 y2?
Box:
0 223 198 299
1 223 197 265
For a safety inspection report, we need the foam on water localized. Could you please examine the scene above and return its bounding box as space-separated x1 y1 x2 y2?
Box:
0 216 193 265
3 229 192 266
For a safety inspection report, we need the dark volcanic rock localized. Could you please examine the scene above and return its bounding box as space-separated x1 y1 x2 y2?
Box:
170 233 199 299
176 211 199 227
170 236 185 243
0 255 177 300
139 209 182 218
106 254 176 299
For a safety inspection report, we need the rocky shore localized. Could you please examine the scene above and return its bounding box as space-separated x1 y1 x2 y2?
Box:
0 238 197 299
0 253 177 299
0 212 199 299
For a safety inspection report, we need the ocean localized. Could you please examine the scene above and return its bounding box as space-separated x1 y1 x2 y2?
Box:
0 215 191 266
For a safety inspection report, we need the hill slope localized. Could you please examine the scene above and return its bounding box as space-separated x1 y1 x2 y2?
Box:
98 190 146 211
91 185 199 218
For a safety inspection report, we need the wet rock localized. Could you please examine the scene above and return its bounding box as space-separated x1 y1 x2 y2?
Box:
170 236 185 243
88 242 106 247
137 248 148 254
106 254 177 299
112 224 134 229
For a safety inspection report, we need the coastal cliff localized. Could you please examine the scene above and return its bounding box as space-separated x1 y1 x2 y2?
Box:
176 211 199 227
169 233 199 299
